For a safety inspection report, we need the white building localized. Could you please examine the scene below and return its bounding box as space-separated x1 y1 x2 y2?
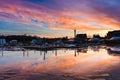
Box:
30 39 38 44
109 37 120 41
0 39 7 45
10 40 17 44
88 38 101 42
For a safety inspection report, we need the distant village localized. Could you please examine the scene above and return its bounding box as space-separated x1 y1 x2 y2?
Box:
0 30 120 50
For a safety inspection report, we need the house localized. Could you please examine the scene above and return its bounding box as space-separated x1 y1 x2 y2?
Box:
105 36 120 44
30 39 38 44
0 38 7 45
40 42 49 48
107 30 120 38
109 37 120 41
88 38 101 42
53 40 64 47
74 34 87 43
10 40 17 44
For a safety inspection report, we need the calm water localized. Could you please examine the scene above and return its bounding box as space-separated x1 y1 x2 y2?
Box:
0 46 120 80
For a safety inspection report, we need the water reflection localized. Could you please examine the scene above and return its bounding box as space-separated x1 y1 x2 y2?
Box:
0 46 120 59
55 49 57 56
43 51 46 60
22 50 29 57
0 51 3 57
89 46 100 52
74 50 77 57
107 47 120 56
0 46 120 80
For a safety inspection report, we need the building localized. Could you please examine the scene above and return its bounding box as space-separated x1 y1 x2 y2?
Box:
53 40 64 47
10 40 17 44
88 38 101 42
74 30 76 38
106 30 120 44
74 34 87 43
109 37 120 41
0 39 7 45
107 30 120 38
30 39 38 44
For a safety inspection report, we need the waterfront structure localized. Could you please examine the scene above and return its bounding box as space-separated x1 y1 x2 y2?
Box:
0 39 6 45
109 37 120 41
105 30 120 44
88 38 101 42
53 40 64 47
10 40 17 44
74 34 87 43
30 39 38 44
107 30 120 38
74 30 76 38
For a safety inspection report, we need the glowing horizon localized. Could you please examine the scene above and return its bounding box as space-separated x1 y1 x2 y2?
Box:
0 0 120 38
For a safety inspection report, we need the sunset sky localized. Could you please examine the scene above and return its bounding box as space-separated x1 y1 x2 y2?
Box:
0 0 120 38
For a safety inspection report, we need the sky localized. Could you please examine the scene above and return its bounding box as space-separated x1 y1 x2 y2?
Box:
0 0 120 38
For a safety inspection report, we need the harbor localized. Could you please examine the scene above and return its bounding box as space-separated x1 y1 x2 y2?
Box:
0 0 120 79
